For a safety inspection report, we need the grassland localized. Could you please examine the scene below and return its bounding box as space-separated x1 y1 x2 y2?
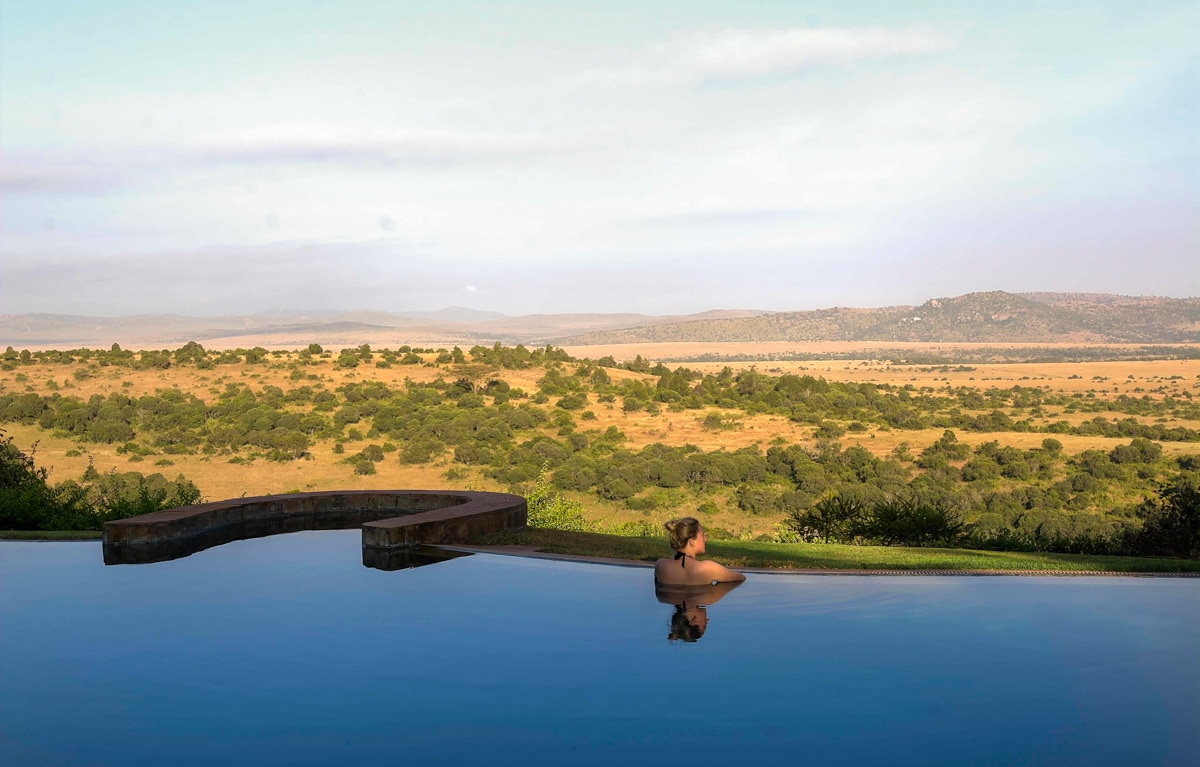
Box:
480 529 1200 573
2 342 1198 545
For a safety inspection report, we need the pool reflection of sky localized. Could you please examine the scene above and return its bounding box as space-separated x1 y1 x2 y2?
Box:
1 531 1197 766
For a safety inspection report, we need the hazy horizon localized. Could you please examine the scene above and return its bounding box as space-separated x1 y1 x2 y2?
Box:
3 290 1199 322
2 1 1196 316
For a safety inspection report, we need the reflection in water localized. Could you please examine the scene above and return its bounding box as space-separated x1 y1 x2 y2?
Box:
103 529 244 565
103 525 472 573
655 580 743 643
361 545 473 571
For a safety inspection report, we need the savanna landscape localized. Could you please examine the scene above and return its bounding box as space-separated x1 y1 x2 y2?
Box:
5 5 1196 764
4 308 1199 568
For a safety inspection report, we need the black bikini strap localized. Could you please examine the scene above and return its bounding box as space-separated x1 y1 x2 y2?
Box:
674 551 686 568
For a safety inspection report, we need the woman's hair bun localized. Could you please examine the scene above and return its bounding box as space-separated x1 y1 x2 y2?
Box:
664 516 701 551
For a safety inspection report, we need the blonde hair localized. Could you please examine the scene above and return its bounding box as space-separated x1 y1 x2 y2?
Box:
663 516 702 552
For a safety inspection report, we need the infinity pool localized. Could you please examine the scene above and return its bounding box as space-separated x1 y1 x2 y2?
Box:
1 532 1197 766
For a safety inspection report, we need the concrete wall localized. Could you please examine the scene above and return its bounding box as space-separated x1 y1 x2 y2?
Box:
102 490 527 565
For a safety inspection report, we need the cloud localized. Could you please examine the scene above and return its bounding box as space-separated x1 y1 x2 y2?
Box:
0 240 424 314
189 127 567 168
620 207 819 230
0 161 128 195
581 26 953 87
0 128 575 199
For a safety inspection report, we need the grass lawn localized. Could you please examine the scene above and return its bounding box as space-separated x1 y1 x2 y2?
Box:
477 528 1200 573
4 527 1195 573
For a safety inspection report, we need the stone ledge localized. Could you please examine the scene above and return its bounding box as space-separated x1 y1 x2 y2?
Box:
102 490 527 565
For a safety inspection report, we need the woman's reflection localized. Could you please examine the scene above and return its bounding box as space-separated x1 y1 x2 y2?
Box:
653 517 746 642
656 580 743 643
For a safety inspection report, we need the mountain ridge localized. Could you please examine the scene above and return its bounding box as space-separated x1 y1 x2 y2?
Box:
2 293 1196 347
556 292 1200 345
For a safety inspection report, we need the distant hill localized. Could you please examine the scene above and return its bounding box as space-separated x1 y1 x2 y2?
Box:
0 308 770 348
558 292 1200 345
3 294 1195 348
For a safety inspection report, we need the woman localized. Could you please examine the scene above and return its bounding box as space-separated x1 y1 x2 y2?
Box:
654 516 746 587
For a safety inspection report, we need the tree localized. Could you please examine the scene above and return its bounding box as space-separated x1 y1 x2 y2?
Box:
1133 473 1200 559
1 430 202 531
0 432 70 530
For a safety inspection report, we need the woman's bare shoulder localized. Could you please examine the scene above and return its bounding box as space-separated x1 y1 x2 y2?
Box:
695 558 746 583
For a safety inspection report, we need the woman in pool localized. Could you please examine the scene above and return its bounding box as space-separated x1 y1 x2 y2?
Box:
654 516 746 587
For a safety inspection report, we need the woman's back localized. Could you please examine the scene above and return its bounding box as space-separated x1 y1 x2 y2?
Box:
654 553 744 586
656 516 745 586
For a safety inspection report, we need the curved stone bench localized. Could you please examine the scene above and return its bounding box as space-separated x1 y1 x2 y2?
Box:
102 490 527 565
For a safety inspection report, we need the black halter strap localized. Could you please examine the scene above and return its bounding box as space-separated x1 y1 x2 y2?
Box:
674 551 687 568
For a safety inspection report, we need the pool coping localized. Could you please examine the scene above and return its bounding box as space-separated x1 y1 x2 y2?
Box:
448 544 1200 577
101 490 527 564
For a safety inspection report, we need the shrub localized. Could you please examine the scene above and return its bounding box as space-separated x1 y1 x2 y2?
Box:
1131 473 1200 559
353 459 376 475
556 393 588 411
735 485 778 516
526 466 592 532
399 437 444 464
785 493 865 543
63 470 202 523
1110 438 1163 465
0 433 78 530
359 444 385 462
859 495 964 547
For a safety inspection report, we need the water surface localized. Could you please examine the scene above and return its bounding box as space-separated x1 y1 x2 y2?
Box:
1 532 1196 766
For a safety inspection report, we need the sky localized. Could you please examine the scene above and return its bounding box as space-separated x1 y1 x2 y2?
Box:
1 0 1196 316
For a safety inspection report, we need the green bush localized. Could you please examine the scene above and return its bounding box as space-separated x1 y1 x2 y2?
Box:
0 433 79 530
785 493 866 543
1132 473 1200 559
353 459 376 475
399 437 444 464
1 441 203 531
859 495 964 546
58 469 202 524
526 466 592 532
556 393 588 410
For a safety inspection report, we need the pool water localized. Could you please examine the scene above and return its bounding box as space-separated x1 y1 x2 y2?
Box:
1 531 1197 766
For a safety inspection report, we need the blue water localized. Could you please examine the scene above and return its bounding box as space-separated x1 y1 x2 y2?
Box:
1 532 1197 767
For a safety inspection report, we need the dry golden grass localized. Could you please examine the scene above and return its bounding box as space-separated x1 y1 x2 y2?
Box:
577 400 1200 459
565 342 1200 400
834 428 1200 458
8 356 455 402
1 421 507 504
674 359 1200 399
4 345 1198 538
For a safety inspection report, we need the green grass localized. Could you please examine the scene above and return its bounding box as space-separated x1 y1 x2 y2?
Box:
477 528 1200 573
0 530 103 541
6 527 1196 573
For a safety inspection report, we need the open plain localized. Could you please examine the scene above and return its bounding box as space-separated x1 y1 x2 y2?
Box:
3 340 1199 541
